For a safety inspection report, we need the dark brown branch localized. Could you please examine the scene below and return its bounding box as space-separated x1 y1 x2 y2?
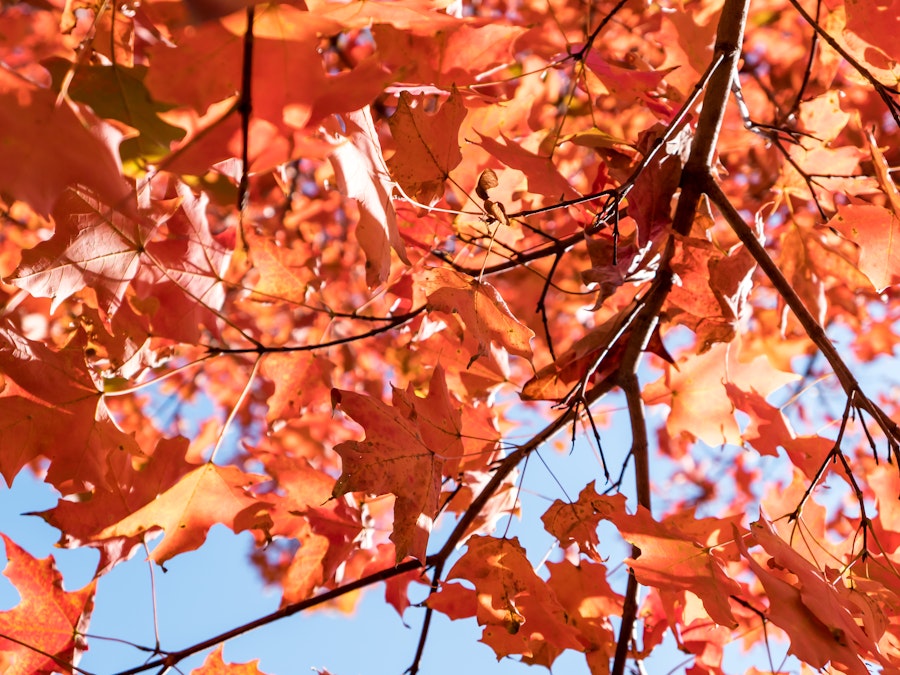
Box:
782 0 821 121
536 251 562 361
113 559 425 675
406 560 446 675
205 307 426 355
610 374 651 675
237 7 255 213
570 0 633 62
790 394 855 521
608 0 751 671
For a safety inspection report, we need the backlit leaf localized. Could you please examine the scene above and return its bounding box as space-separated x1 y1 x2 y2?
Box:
0 536 96 675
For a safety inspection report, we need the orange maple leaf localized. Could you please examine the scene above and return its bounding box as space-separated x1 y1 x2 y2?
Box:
332 365 463 562
736 519 887 674
261 352 334 424
10 191 153 316
437 536 583 666
612 507 741 628
829 203 900 293
424 267 534 365
541 484 625 560
328 107 410 286
190 646 271 674
94 462 272 565
0 328 141 493
0 70 131 216
388 88 465 203
642 341 798 447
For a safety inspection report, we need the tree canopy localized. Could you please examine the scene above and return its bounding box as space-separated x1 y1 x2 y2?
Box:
2 0 900 672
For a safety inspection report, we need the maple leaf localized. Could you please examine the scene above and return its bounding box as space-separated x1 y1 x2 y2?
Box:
0 327 142 492
627 127 689 242
132 181 233 343
545 559 622 672
0 535 96 675
407 317 512 397
250 447 362 604
423 267 534 364
38 436 194 572
0 69 132 216
328 107 410 286
245 226 317 305
642 341 798 447
144 20 242 116
542 483 625 560
260 352 334 424
11 191 155 316
374 22 526 88
92 462 272 565
583 50 675 110
844 0 900 62
581 219 662 308
735 519 887 674
190 646 271 674
11 179 230 342
828 203 900 293
180 0 258 23
724 384 832 478
332 366 463 562
306 0 462 32
611 507 741 628
437 536 583 666
44 58 186 163
387 88 465 204
666 228 757 353
476 133 582 202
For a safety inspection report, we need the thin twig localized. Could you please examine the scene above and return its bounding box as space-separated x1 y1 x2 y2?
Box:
785 0 900 128
406 561 444 675
610 374 652 675
205 307 425 355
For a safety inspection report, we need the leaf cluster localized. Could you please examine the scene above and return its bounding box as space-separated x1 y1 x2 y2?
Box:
2 0 900 672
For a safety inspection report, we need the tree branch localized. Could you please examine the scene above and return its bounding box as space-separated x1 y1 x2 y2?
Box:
112 559 424 675
704 176 900 445
608 0 750 671
237 7 255 213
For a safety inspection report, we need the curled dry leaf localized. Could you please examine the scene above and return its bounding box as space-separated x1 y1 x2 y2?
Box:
476 168 500 200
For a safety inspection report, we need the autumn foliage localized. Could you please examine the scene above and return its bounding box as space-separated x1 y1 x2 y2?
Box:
3 0 900 671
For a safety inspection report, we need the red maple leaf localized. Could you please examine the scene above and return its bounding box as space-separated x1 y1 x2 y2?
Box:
0 70 131 216
0 535 96 675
